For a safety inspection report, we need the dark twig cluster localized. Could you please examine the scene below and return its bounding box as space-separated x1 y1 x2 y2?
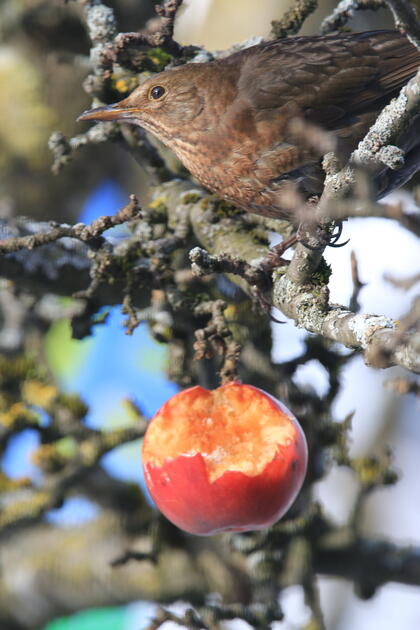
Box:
110 0 184 61
0 354 148 539
193 299 241 384
189 247 270 293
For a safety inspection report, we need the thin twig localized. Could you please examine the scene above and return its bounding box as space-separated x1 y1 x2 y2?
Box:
110 550 157 567
0 196 141 254
320 0 386 35
271 0 318 38
384 377 420 395
349 250 366 313
384 270 420 290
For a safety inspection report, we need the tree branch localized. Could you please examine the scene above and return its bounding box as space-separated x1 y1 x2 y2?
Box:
320 0 386 35
0 196 141 254
385 0 420 50
316 536 420 595
1 180 418 372
1 516 419 630
0 514 249 630
271 0 318 38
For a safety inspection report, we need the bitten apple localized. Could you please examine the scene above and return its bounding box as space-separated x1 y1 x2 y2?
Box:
142 382 307 535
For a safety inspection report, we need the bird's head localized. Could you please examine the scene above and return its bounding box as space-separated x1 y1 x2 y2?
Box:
78 64 221 144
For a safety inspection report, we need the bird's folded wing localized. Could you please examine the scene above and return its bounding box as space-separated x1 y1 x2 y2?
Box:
237 30 420 131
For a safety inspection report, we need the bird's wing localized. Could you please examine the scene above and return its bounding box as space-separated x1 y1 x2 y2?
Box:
237 30 420 131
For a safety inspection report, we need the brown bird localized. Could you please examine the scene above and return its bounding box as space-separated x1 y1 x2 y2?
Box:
79 30 420 220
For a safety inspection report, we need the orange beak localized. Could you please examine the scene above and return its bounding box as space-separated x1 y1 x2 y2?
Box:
77 103 137 123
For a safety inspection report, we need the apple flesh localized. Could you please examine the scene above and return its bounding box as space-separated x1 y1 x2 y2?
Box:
142 382 307 535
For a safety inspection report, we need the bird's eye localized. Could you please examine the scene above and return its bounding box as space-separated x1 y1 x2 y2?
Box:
149 86 166 100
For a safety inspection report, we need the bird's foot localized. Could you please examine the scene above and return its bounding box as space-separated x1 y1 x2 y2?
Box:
258 234 297 272
250 285 285 323
297 221 349 251
258 221 348 274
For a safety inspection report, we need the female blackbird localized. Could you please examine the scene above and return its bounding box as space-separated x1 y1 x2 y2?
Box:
79 30 420 219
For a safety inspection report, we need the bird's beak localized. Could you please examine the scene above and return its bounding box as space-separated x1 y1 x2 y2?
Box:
77 103 138 123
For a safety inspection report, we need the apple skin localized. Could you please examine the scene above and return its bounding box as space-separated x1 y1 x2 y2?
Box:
142 384 308 536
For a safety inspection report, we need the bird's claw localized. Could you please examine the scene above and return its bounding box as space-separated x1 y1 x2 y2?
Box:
251 285 285 323
258 234 298 272
327 222 350 248
297 221 349 250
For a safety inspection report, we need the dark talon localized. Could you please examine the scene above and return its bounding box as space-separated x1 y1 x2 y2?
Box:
328 236 350 248
250 285 285 323
327 222 350 248
269 311 286 324
298 221 349 250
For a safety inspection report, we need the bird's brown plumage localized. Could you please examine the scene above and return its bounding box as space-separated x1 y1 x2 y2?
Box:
79 30 420 219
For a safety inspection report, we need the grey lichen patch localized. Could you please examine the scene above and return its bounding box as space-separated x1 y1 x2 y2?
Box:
86 4 117 45
347 313 395 348
320 0 359 34
322 309 356 347
352 90 409 165
273 274 328 333
408 80 420 98
322 151 341 177
296 299 328 332
321 309 397 352
377 145 405 170
323 164 355 198
199 215 268 264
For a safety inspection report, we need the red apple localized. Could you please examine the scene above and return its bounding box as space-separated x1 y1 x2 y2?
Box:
142 382 307 535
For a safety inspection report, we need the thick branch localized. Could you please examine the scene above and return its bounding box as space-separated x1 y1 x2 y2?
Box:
273 273 420 372
316 536 420 594
385 0 420 49
1 518 419 630
0 515 248 630
1 181 418 372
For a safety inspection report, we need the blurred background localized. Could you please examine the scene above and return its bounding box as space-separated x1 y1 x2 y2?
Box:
0 1 419 629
